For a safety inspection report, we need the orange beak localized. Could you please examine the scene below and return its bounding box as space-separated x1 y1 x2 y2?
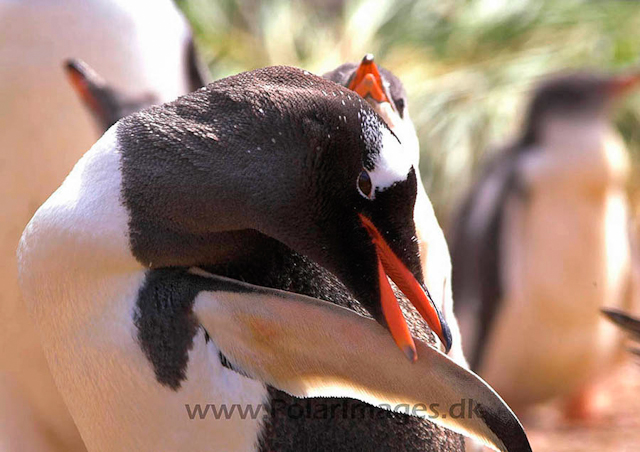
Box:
609 72 640 97
348 54 393 105
64 59 105 117
359 214 452 362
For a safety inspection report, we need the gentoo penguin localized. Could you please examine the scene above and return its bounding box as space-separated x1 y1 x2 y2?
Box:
18 67 530 452
254 57 472 451
324 55 467 367
64 57 520 451
0 1 206 451
450 71 640 418
63 54 472 451
602 308 640 356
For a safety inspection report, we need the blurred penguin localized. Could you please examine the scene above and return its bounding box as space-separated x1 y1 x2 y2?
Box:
0 1 207 450
63 59 160 132
450 71 640 419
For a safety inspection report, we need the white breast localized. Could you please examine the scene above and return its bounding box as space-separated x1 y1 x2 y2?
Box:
18 127 268 452
480 123 631 405
1 1 197 449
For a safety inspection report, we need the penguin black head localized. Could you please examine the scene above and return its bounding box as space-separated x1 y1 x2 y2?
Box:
324 54 420 165
521 71 640 146
64 59 158 132
324 54 408 120
118 66 451 359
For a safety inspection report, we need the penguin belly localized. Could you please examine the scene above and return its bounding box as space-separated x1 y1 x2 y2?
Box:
480 184 629 409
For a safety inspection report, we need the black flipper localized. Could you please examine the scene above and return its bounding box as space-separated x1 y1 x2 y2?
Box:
449 145 530 370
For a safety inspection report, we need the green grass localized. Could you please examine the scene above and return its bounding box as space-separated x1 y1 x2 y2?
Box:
178 0 640 222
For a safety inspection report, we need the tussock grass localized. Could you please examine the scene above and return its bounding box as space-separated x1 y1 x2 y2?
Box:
178 0 640 222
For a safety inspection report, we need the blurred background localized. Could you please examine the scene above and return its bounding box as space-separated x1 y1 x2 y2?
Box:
177 0 640 223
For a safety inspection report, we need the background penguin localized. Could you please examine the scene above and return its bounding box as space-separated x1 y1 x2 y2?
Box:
324 55 467 367
449 71 640 419
18 66 530 452
63 59 167 133
0 1 207 450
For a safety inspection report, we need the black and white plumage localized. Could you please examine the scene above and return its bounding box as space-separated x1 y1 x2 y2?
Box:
64 53 208 133
1 1 208 451
249 57 472 451
324 55 468 367
19 66 530 452
450 71 640 415
65 50 474 450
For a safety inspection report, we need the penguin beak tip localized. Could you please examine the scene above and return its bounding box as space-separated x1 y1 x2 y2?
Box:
609 72 640 97
403 344 418 363
358 214 453 359
348 54 391 105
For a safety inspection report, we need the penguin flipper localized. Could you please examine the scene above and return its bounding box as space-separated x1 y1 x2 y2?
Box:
192 269 531 452
450 148 522 370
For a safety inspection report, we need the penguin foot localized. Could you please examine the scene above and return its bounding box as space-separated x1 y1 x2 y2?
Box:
562 384 611 422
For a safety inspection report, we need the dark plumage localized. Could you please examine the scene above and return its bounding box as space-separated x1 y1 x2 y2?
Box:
65 64 529 451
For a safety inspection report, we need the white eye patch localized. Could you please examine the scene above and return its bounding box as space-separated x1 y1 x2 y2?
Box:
368 127 414 196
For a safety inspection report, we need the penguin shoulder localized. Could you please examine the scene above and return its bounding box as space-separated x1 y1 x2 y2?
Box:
18 125 136 283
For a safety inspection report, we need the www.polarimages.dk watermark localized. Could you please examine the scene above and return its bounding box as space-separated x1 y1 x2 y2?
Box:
186 399 483 421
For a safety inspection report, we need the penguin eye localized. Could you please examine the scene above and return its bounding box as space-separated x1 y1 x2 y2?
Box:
357 169 373 199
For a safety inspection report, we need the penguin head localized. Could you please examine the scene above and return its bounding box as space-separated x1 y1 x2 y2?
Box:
64 59 158 132
286 109 451 360
323 54 408 118
119 66 451 359
245 67 451 358
521 71 640 146
323 54 420 162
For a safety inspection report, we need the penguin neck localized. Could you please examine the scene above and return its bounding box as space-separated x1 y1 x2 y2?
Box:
203 238 363 314
115 93 331 270
540 117 627 186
